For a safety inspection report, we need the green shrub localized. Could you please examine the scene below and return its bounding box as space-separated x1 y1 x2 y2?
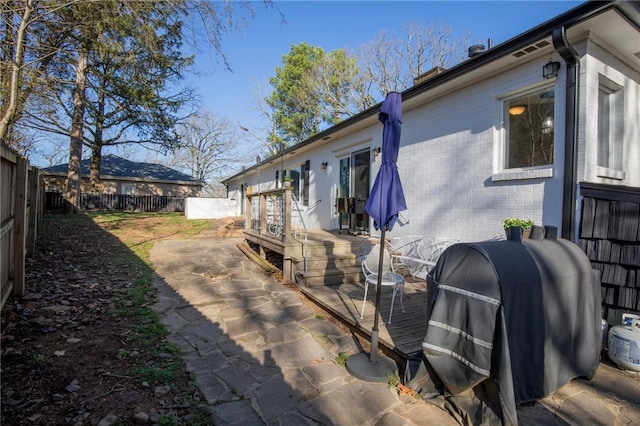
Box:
503 218 534 230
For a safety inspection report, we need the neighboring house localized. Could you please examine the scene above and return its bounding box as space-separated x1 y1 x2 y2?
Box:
223 1 640 322
223 1 639 243
41 154 203 197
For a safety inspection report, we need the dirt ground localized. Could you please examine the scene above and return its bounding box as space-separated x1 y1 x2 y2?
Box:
1 213 244 425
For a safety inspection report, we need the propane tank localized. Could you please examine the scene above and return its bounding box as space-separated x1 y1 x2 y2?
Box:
608 313 640 372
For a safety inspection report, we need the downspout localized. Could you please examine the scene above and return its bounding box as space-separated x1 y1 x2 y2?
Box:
552 26 580 241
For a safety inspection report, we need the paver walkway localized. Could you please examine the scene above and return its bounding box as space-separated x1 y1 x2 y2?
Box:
149 228 640 425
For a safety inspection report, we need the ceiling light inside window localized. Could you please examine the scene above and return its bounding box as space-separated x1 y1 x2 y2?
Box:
509 105 526 116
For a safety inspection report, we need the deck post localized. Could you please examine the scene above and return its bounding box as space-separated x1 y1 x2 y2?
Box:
258 192 267 257
283 186 291 244
259 192 267 239
282 185 293 282
245 192 251 231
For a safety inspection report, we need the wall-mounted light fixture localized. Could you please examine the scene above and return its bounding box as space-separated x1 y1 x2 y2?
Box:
543 59 561 79
321 162 328 170
372 147 381 158
508 105 526 116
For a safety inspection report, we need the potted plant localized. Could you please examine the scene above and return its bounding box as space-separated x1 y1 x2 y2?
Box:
283 175 292 188
503 218 534 240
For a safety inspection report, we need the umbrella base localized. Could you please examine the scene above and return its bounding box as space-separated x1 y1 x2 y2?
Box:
346 352 397 382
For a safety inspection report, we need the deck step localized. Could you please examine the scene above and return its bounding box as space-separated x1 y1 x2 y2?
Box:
291 236 370 287
290 238 368 258
301 255 360 270
295 265 362 287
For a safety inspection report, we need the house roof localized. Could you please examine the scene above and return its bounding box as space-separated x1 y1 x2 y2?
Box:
223 0 640 184
41 154 201 184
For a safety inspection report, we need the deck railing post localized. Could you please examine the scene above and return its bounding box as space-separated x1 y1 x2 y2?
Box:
281 184 293 282
283 186 291 244
260 192 267 237
245 193 251 231
242 194 251 231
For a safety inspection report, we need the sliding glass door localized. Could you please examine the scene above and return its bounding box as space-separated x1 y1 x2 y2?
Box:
351 148 370 232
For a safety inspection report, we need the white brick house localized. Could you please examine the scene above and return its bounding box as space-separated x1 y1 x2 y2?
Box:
223 1 640 244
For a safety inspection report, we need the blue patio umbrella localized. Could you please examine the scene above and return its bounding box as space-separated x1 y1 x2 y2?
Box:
366 91 407 232
347 92 407 382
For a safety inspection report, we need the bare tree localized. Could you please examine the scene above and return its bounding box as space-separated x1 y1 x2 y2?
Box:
356 30 405 95
2 124 39 158
39 138 69 167
357 22 470 96
247 81 284 157
401 22 469 80
170 112 243 197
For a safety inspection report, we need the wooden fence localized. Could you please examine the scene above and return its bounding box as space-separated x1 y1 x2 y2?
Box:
1 144 42 309
45 192 185 212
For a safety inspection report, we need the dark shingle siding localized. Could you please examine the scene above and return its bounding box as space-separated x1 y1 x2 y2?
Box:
579 183 640 325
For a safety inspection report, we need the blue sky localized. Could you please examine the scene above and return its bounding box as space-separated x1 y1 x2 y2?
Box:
189 1 583 138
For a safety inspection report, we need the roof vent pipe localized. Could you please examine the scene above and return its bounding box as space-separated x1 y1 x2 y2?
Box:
468 44 485 58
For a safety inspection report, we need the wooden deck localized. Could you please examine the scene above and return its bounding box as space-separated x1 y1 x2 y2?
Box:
244 226 430 363
298 278 430 363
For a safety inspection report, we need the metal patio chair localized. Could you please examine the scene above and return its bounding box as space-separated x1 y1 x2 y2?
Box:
359 243 405 324
412 238 460 281
389 235 435 280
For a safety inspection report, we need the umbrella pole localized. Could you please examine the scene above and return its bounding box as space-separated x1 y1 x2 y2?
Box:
370 227 386 362
345 227 397 382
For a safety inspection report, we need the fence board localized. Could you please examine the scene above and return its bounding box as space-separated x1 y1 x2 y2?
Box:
1 147 16 308
1 146 45 309
13 156 28 297
45 192 185 213
27 166 40 256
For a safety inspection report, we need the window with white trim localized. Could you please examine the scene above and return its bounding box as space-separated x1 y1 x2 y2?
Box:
289 169 300 200
597 75 624 173
302 159 310 206
502 86 555 169
121 183 135 195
